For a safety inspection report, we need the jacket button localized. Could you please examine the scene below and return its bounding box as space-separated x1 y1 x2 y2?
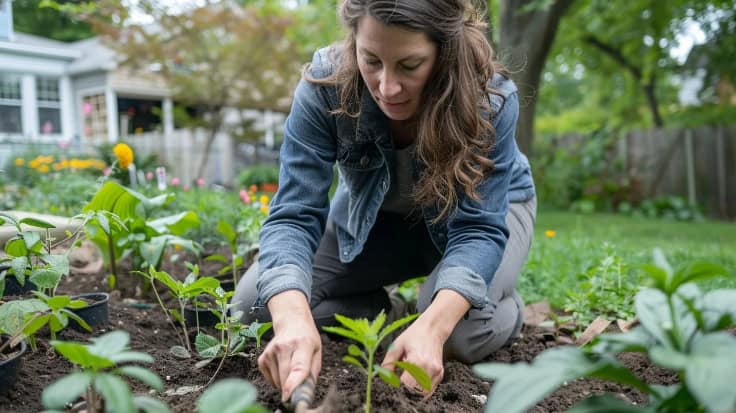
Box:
360 155 369 167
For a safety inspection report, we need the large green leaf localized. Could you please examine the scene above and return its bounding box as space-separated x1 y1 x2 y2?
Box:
195 332 221 358
394 360 431 391
0 299 48 334
133 395 172 413
148 211 200 236
52 341 114 369
700 289 736 330
635 288 695 349
41 371 93 409
139 237 167 269
568 394 655 412
22 231 43 253
84 181 143 220
197 378 258 413
30 268 62 290
650 333 736 413
474 347 651 413
94 373 135 413
592 326 654 354
4 236 28 258
18 217 55 229
118 366 164 391
42 254 70 277
88 330 130 358
217 220 237 246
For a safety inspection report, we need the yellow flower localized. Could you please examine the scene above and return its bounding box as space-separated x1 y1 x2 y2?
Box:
260 205 269 214
259 195 270 205
113 143 134 169
545 230 556 238
14 158 25 166
29 159 40 169
38 165 50 173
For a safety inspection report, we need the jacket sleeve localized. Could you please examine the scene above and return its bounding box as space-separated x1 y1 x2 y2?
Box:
256 71 337 305
431 91 520 308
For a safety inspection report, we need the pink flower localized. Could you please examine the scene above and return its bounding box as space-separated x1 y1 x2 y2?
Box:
183 185 190 192
171 177 180 186
196 178 205 187
239 189 251 204
103 167 111 176
145 171 154 181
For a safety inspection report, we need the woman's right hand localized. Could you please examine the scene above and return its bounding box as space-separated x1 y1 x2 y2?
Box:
258 290 322 402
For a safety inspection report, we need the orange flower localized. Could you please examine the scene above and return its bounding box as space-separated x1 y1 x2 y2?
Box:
14 158 24 166
544 230 556 238
113 143 134 169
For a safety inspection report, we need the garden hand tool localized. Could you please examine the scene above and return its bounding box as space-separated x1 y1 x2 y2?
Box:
286 375 340 413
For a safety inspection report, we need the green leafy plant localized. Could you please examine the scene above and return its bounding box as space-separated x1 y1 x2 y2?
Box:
474 248 735 413
234 164 280 188
84 181 202 286
0 213 60 297
194 287 272 385
41 330 169 413
197 378 268 413
137 265 219 353
205 220 246 286
323 311 431 413
564 243 640 329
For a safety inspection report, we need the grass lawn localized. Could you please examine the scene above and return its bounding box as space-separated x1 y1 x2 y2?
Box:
519 209 736 312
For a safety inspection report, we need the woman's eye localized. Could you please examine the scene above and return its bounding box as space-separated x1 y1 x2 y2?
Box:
402 64 420 71
365 60 381 67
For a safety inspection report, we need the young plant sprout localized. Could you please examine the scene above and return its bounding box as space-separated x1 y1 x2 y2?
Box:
42 330 168 413
137 265 219 354
474 249 735 413
323 311 431 413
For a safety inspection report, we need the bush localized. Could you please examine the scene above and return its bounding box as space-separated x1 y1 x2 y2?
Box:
234 164 280 189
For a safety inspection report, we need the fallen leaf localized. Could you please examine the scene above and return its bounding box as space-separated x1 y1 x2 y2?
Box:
616 318 639 332
576 317 612 346
523 301 551 326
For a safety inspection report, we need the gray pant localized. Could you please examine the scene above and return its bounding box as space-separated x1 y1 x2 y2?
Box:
232 197 536 363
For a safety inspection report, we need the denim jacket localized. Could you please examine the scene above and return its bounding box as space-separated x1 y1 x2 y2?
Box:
256 48 535 309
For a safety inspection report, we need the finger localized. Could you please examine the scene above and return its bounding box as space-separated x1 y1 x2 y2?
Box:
310 346 322 380
281 345 315 402
275 342 295 394
380 343 404 372
257 347 277 389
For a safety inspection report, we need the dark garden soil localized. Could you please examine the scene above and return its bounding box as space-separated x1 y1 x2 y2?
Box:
0 248 679 413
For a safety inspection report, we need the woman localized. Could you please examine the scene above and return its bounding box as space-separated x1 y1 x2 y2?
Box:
232 0 536 402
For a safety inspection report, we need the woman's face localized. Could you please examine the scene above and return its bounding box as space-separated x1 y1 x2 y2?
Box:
355 15 438 122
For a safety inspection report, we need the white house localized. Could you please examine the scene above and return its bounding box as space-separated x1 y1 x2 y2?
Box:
0 0 175 147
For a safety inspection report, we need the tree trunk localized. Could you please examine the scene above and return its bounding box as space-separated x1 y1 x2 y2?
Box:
642 80 663 127
195 117 223 183
498 0 575 156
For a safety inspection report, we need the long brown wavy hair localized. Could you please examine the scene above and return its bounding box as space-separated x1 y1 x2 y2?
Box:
308 0 506 223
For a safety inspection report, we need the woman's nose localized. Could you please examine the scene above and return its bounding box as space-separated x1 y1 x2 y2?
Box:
379 70 401 99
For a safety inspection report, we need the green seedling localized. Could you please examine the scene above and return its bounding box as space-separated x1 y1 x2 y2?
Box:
474 248 735 413
323 311 431 413
205 220 247 287
0 292 90 351
137 265 219 353
76 210 127 289
194 286 272 385
41 330 169 413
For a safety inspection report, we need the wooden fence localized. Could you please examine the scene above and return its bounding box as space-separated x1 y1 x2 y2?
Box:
550 125 736 219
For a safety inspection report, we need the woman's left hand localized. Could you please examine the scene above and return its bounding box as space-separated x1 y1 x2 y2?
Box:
380 315 445 398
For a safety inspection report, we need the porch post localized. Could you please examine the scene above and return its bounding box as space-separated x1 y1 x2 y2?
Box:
105 83 118 143
163 97 174 137
59 75 74 140
20 74 37 140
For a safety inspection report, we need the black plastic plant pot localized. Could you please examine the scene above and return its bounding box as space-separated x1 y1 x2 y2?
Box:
183 304 222 328
0 335 27 396
3 275 37 296
69 292 110 332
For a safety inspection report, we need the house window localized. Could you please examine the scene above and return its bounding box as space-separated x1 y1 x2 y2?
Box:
37 77 61 134
82 94 107 142
0 73 22 134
